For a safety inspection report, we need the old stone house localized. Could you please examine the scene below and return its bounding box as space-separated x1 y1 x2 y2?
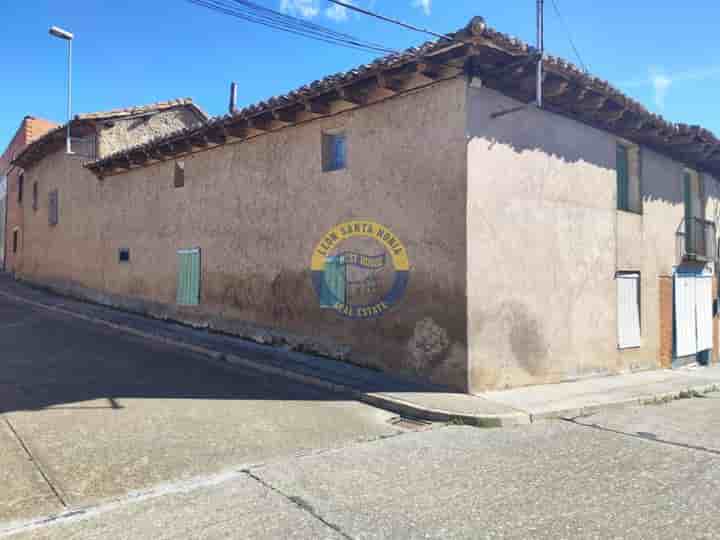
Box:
11 18 720 393
6 99 207 275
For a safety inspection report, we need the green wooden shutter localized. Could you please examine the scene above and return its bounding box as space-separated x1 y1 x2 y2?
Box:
320 256 346 308
616 144 629 211
177 248 201 306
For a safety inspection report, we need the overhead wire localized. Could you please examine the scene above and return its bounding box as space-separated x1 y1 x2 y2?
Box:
185 0 470 72
186 0 396 54
548 0 588 73
326 0 454 41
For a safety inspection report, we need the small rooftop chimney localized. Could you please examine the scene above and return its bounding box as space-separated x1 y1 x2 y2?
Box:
229 82 238 115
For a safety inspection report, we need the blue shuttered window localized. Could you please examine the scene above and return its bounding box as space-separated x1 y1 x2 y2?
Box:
177 248 201 306
322 133 347 172
320 256 346 308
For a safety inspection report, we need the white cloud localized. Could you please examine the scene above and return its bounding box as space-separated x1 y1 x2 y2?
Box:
325 0 351 22
412 0 431 15
650 69 672 109
280 0 320 18
623 65 720 110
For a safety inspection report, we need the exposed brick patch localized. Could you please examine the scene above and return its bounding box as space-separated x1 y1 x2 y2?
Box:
659 276 673 368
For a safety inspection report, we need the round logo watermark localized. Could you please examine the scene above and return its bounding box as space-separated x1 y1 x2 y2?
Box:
311 221 410 319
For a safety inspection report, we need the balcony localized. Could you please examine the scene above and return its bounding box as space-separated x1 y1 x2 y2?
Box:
677 217 717 262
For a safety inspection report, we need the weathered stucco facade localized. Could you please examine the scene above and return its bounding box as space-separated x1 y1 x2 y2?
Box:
16 79 471 390
467 85 719 391
11 19 720 393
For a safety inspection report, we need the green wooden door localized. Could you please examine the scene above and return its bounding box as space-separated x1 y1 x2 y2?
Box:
320 256 346 308
177 248 201 306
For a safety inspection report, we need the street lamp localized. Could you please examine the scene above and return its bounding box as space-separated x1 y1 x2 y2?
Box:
49 26 74 154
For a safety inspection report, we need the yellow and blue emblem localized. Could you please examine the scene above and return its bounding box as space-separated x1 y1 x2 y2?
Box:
311 221 410 319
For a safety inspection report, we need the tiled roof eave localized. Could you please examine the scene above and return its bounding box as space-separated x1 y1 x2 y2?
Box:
86 17 720 179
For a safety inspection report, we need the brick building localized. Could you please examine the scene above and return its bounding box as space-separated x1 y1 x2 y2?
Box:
0 116 59 270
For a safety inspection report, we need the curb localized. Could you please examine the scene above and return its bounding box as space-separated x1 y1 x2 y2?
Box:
0 288 530 428
533 383 720 422
7 286 713 428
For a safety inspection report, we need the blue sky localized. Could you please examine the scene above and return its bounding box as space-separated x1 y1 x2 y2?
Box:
2 1 719 149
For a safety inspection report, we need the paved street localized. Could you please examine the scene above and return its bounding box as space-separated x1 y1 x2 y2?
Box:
0 294 401 529
3 293 720 539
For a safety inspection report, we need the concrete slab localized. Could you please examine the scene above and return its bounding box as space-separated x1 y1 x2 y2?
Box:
3 472 344 540
0 420 61 525
573 391 720 453
480 367 720 419
254 423 720 539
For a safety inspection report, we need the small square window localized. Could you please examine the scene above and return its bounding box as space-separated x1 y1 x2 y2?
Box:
322 133 347 172
119 248 130 263
174 161 185 188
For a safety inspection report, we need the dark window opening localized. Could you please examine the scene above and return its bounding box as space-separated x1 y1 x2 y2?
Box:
18 174 24 204
322 133 347 172
32 182 38 211
12 230 18 254
48 189 59 226
119 248 130 263
174 161 185 188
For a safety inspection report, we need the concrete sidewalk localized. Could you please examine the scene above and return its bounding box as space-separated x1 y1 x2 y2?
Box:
3 274 720 426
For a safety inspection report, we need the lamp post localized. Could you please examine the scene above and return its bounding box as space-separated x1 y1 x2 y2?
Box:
49 26 74 154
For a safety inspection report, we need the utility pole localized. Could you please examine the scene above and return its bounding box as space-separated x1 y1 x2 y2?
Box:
536 0 544 109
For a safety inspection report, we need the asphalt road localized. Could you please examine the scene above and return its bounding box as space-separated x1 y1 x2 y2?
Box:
0 294 401 530
3 293 720 539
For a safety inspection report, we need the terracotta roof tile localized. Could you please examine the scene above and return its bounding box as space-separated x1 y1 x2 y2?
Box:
82 17 720 177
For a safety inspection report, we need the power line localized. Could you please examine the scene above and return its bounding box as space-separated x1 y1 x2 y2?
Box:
186 0 395 54
326 0 453 41
549 0 588 73
228 0 393 49
186 0 466 71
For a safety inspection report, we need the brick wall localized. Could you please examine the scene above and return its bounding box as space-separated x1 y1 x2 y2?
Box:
659 275 673 368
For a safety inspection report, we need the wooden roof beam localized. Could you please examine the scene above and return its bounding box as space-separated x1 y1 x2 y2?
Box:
207 126 228 145
225 122 249 138
376 72 404 92
543 77 570 99
336 86 367 106
302 99 331 116
573 93 607 113
248 115 273 131
271 108 298 124
596 104 628 124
